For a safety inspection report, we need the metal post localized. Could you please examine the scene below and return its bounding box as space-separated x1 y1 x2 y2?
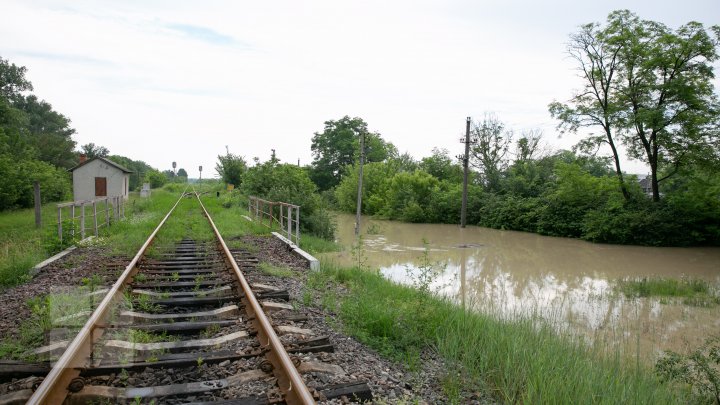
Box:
93 201 98 236
461 117 471 228
354 131 365 236
34 181 41 228
80 203 86 240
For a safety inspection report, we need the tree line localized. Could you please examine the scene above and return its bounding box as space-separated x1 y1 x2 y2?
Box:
298 11 719 246
0 56 187 210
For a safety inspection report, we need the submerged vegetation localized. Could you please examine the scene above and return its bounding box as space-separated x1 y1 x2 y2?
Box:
618 278 720 307
305 261 692 403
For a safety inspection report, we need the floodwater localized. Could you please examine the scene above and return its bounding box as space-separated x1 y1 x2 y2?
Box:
322 213 720 361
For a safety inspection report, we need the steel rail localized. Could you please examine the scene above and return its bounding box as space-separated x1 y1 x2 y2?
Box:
28 189 189 405
194 191 315 405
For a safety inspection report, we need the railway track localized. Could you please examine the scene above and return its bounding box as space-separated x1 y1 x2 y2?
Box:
8 191 371 404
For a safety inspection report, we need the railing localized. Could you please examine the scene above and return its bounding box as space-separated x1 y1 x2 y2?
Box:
56 196 125 242
248 196 300 246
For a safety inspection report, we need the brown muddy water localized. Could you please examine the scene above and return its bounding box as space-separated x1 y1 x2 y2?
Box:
322 213 720 361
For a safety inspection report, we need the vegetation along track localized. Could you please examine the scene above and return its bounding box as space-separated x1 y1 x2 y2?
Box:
7 190 371 404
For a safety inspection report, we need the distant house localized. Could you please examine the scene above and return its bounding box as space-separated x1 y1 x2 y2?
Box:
638 175 654 196
69 156 132 201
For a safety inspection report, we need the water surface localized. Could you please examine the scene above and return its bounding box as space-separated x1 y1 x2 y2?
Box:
323 213 720 360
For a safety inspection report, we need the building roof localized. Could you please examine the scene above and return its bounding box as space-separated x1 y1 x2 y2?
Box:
69 157 133 173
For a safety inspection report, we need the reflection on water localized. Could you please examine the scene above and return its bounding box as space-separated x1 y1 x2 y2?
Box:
322 213 720 360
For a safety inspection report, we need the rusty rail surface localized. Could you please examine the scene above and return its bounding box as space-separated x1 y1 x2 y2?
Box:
196 191 315 405
28 188 189 405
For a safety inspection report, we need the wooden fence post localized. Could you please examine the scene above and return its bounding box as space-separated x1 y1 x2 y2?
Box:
80 202 86 240
57 206 62 243
71 204 75 238
93 201 98 236
34 181 41 228
296 206 300 246
105 198 110 227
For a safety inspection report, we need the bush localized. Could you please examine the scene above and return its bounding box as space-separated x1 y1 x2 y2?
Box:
0 154 70 210
241 161 336 239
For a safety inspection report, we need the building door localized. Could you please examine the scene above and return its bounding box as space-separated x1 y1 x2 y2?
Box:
95 177 107 197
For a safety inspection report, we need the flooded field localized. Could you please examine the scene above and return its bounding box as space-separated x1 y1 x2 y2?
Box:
322 213 720 361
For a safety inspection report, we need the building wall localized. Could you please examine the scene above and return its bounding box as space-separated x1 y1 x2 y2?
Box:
72 159 129 202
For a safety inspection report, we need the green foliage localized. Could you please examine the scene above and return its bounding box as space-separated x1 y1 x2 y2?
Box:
655 336 720 404
419 148 462 183
309 115 395 191
215 153 247 187
242 160 335 239
307 262 685 403
0 155 70 210
143 169 167 189
108 155 154 191
617 278 719 307
79 142 109 159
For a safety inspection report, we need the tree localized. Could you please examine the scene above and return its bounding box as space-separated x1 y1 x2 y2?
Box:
80 143 109 159
309 116 394 190
108 155 153 191
144 169 166 189
515 129 544 164
609 12 720 201
177 168 188 178
215 153 247 186
419 148 463 183
0 56 33 100
469 114 512 192
548 14 631 200
14 95 76 168
551 11 720 202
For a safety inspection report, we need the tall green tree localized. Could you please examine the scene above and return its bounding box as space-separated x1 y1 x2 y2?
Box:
548 15 630 200
609 12 720 201
15 95 76 168
0 57 32 100
550 11 720 201
309 116 395 190
470 114 512 192
80 143 109 159
215 153 247 187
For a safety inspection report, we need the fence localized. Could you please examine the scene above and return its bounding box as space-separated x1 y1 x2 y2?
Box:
56 196 125 243
248 196 300 246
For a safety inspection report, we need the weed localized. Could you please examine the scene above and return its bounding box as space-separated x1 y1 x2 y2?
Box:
655 335 720 404
200 324 221 339
618 277 719 307
171 271 180 282
197 356 204 367
258 262 294 278
133 273 147 283
350 235 368 271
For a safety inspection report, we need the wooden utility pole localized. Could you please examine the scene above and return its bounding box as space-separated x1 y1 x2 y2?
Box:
34 181 41 228
461 117 471 228
354 131 365 236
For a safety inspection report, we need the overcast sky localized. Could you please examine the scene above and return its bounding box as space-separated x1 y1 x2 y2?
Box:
2 0 718 177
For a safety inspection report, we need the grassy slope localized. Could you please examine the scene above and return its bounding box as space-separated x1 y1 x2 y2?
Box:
0 189 182 288
306 263 688 404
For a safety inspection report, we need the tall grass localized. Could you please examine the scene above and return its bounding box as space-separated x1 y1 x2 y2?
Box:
0 190 183 288
618 277 719 307
307 262 688 404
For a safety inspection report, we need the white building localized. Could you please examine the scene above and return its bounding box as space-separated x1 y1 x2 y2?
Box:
70 156 132 201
